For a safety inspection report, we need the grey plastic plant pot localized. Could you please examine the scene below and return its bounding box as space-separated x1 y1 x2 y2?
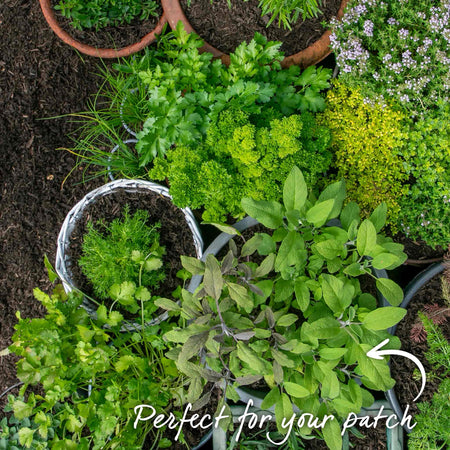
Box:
383 262 445 434
56 179 204 329
212 401 403 449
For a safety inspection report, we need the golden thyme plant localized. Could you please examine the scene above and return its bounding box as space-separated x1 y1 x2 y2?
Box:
319 83 408 228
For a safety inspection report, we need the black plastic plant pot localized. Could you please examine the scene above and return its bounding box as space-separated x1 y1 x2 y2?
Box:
383 262 445 434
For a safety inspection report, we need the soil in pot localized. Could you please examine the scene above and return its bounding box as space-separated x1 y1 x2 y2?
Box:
180 0 341 56
349 425 387 450
386 233 445 289
67 189 196 314
50 0 163 49
390 273 450 418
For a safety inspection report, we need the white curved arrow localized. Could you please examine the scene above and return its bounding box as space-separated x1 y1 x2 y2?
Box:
366 338 426 402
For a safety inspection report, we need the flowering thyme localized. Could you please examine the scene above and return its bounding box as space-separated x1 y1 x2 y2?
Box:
330 0 450 114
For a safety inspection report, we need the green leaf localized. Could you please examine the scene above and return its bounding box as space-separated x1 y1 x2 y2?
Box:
343 263 365 277
274 279 295 303
261 386 281 410
204 254 223 300
241 197 284 228
135 286 151 301
18 428 34 448
319 348 348 360
44 255 58 282
272 349 295 368
237 342 268 373
179 332 209 363
255 253 275 278
276 314 298 327
242 234 264 257
306 199 334 227
154 297 181 311
315 240 343 260
323 418 342 450
180 256 205 275
107 310 123 327
369 203 387 232
371 253 400 270
294 279 310 312
201 222 241 236
317 179 346 219
321 370 340 399
376 278 404 306
340 202 360 231
357 345 395 391
97 304 108 323
144 257 163 272
275 231 305 272
227 282 253 309
115 355 135 373
362 307 406 330
283 166 307 211
320 274 344 313
284 382 310 398
357 220 377 256
12 399 33 420
275 393 293 433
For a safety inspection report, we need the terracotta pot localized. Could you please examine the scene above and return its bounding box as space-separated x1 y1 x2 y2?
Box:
160 0 349 68
39 0 167 58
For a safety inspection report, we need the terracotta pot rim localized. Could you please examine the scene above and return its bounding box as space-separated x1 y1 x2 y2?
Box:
39 0 167 58
160 0 349 68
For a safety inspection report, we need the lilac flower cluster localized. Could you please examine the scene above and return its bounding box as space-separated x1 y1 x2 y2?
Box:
330 0 450 113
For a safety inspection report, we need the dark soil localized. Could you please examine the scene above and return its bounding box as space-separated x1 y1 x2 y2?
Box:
390 273 450 418
0 0 109 414
51 0 163 49
348 425 388 449
67 189 196 310
181 0 341 56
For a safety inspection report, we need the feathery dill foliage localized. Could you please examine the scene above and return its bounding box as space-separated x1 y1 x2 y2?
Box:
79 206 165 300
408 313 450 450
55 0 159 30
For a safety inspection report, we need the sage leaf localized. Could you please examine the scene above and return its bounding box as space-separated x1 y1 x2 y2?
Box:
204 254 223 300
283 166 307 211
181 255 205 275
284 382 310 398
241 197 284 228
376 278 404 306
362 307 406 330
357 220 377 256
306 199 334 227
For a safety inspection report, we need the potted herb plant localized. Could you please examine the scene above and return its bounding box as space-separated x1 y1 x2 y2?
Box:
55 178 203 325
160 0 350 68
69 25 333 181
0 281 213 449
159 166 408 449
39 0 167 57
384 261 448 436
